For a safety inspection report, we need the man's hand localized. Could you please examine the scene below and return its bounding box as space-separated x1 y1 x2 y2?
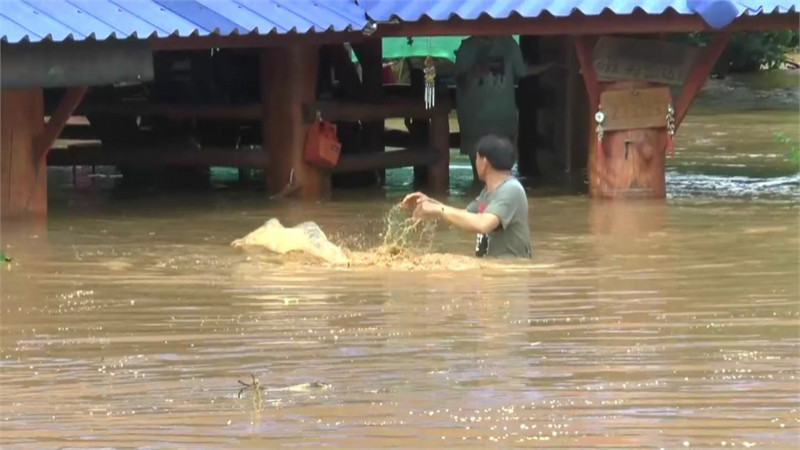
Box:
401 192 436 210
413 199 444 220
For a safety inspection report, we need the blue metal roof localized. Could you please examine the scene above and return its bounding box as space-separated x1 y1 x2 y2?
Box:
360 0 798 28
1 1 797 45
0 0 369 44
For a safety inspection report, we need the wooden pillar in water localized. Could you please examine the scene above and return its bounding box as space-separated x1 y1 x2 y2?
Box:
1 89 46 219
563 40 589 178
574 33 730 199
516 35 540 178
2 85 85 219
352 40 385 187
409 67 430 187
428 102 450 193
260 45 329 199
592 80 670 198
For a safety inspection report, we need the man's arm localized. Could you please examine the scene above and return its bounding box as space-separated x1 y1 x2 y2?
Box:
414 200 500 234
416 183 520 234
441 204 501 234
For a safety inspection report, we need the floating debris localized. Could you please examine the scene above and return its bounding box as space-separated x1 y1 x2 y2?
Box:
237 373 262 399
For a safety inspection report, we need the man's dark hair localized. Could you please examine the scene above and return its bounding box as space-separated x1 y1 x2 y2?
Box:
476 134 516 171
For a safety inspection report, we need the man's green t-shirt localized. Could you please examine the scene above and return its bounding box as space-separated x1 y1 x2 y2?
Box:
466 177 532 259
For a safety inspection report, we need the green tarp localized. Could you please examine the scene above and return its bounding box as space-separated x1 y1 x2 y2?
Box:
382 36 468 62
352 36 520 62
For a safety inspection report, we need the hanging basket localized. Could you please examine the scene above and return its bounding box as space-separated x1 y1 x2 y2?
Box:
303 119 342 169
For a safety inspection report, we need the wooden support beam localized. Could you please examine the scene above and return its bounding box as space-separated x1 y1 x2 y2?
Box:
261 45 329 199
516 35 540 178
563 39 582 174
353 40 384 101
427 105 450 193
574 36 600 108
47 144 270 167
59 124 95 140
78 102 261 120
33 86 86 164
376 11 799 38
408 67 430 187
1 88 46 219
78 97 453 125
303 98 451 123
334 148 438 173
352 39 386 187
673 32 732 131
575 37 672 199
47 144 435 173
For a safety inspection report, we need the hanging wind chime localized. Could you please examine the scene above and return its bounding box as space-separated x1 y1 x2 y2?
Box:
594 104 605 156
666 102 676 155
423 37 436 109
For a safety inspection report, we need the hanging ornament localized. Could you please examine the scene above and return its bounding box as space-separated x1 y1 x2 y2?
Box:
424 56 436 109
666 102 676 156
595 104 605 156
423 38 436 109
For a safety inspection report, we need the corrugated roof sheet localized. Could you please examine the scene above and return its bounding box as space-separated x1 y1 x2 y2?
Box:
360 0 798 27
0 0 369 44
2 1 797 44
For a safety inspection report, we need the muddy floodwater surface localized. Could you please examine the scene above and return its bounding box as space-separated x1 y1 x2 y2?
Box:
1 72 799 448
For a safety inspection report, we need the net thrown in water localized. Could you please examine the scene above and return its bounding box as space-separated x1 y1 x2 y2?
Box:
231 218 350 265
231 205 438 267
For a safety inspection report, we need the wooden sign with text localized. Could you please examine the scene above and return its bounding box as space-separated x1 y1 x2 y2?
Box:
600 87 671 131
592 37 700 86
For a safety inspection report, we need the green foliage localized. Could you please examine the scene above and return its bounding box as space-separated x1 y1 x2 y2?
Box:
773 132 800 167
672 30 799 74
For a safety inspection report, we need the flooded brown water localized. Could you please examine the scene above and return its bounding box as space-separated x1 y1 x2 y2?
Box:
1 71 799 448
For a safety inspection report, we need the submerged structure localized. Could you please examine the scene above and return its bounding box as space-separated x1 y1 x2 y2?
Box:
0 0 797 219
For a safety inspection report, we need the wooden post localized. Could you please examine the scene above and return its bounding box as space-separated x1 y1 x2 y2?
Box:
409 67 430 187
260 45 329 199
592 81 668 198
516 35 539 178
353 40 385 187
1 89 46 219
562 40 589 177
34 86 87 164
574 34 727 199
428 105 450 193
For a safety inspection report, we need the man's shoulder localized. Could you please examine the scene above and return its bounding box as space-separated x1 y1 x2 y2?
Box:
497 177 526 196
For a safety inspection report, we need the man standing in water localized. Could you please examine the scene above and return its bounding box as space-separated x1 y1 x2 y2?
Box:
402 135 532 259
454 35 558 181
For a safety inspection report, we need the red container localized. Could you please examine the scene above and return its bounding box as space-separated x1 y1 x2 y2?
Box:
304 119 341 169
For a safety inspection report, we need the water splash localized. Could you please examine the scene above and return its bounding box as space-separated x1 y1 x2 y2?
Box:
375 203 438 257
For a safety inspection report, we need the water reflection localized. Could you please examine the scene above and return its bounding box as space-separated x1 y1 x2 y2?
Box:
3 194 796 447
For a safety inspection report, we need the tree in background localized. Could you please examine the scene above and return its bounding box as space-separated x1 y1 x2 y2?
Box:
674 30 799 76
